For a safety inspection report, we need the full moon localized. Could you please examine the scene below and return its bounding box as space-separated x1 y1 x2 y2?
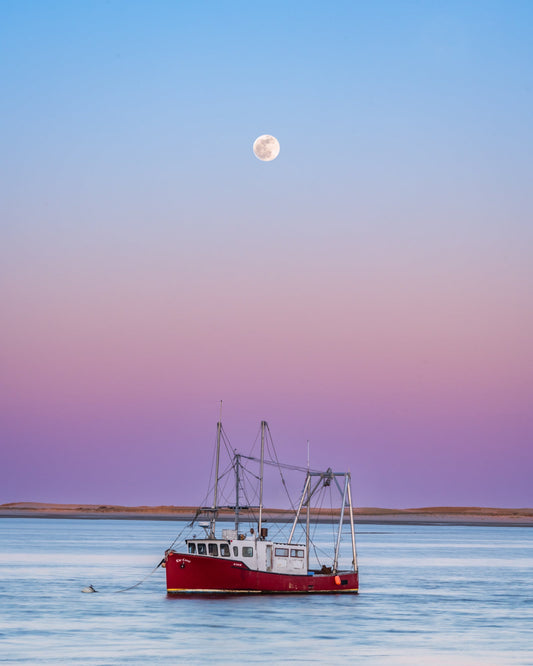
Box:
253 134 280 161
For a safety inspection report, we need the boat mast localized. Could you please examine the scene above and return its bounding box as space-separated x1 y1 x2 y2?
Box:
211 419 222 538
347 474 358 572
234 452 241 533
306 441 310 572
305 473 311 572
258 420 266 534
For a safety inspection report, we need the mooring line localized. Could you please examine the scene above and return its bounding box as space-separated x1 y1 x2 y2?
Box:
114 558 165 593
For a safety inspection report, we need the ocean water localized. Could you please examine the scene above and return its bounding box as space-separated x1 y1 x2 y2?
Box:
0 519 532 665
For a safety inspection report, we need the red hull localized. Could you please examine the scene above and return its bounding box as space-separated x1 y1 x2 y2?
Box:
165 551 359 594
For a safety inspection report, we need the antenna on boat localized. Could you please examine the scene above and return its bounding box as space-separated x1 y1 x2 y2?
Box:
211 403 223 538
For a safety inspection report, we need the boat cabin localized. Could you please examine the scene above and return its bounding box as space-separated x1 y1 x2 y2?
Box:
186 529 308 576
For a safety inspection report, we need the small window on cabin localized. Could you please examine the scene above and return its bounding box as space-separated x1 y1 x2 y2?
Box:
197 543 207 555
220 544 230 557
242 546 254 557
208 543 218 556
290 549 304 558
233 546 239 556
188 543 196 554
275 547 289 557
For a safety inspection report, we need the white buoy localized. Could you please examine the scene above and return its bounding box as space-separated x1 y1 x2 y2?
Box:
81 584 97 593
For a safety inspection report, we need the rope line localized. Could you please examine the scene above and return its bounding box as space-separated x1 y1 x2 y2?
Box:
114 558 164 593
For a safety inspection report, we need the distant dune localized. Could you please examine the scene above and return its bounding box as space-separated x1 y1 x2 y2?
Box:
1 503 532 526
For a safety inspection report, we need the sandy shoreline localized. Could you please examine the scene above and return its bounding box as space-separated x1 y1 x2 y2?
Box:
1 503 532 526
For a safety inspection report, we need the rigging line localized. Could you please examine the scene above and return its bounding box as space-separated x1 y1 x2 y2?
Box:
306 491 330 559
206 427 218 506
208 421 233 506
239 454 320 474
220 454 248 506
244 469 261 482
217 470 233 506
307 488 333 563
168 478 214 546
241 472 259 508
307 498 330 562
308 529 324 566
329 484 337 551
241 464 260 496
215 464 234 484
264 423 297 512
310 486 326 550
311 496 321 540
202 461 236 507
239 470 259 526
237 454 261 482
167 511 202 552
269 521 288 540
220 426 234 460
245 423 261 460
328 489 338 551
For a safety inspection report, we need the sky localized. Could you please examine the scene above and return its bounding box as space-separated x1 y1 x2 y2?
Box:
1 0 532 509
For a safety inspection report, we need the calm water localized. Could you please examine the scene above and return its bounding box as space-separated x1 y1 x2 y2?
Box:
0 519 532 665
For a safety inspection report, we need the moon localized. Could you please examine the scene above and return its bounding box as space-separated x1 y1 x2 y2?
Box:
253 135 280 161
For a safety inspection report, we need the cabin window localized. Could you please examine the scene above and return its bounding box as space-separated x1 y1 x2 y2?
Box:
208 543 218 556
233 546 238 556
242 547 254 557
197 543 207 555
220 544 230 557
188 543 196 554
275 547 289 557
290 549 304 558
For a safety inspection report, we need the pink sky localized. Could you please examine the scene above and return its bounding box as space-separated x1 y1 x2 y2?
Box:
1 2 532 508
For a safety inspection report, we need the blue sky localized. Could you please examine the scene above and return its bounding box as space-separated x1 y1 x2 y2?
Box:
1 1 532 507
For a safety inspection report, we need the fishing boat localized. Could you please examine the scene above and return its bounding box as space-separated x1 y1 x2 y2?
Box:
164 420 359 594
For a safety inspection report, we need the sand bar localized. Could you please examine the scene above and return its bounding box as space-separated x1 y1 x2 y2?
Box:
1 503 532 526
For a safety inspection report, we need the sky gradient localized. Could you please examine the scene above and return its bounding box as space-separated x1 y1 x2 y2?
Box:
1 0 532 508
